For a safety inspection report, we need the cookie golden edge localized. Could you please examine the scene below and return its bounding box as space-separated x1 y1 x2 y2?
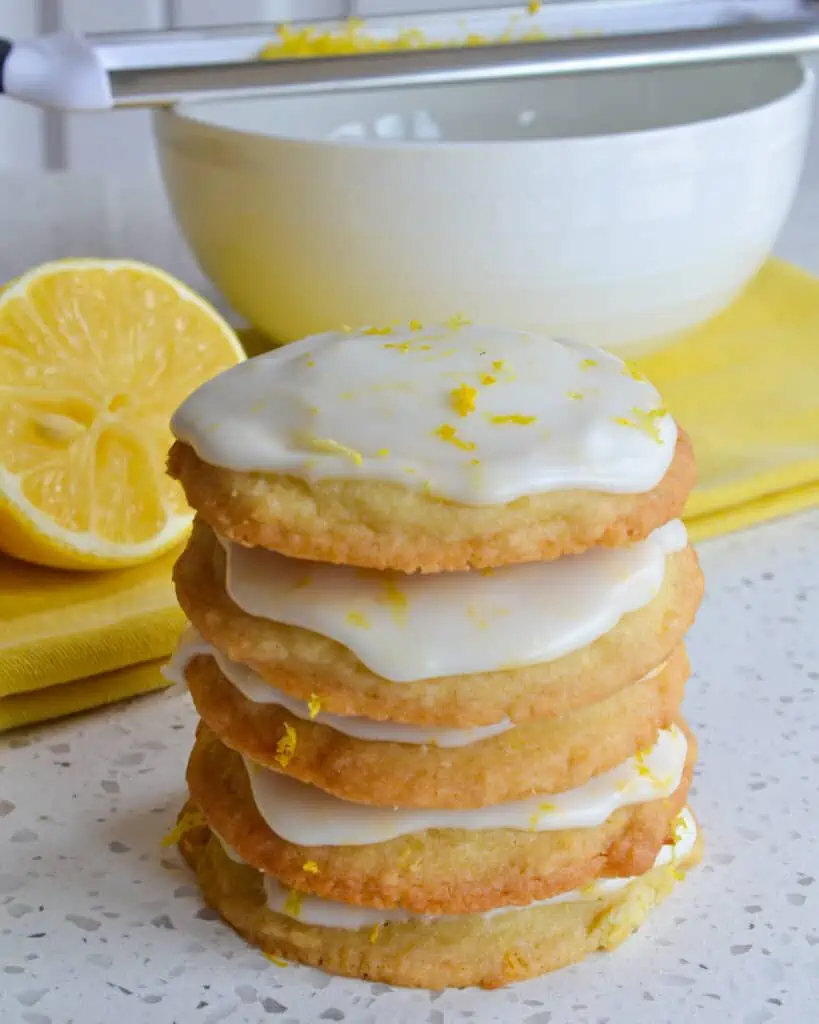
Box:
175 522 704 727
167 428 695 572
185 645 688 808
178 816 703 990
186 722 696 914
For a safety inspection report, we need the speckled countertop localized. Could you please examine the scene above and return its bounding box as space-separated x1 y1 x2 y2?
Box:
2 509 818 1024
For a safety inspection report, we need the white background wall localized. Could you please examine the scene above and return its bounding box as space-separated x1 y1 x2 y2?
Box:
0 0 519 175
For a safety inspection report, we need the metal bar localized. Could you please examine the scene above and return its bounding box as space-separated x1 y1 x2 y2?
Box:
108 15 819 107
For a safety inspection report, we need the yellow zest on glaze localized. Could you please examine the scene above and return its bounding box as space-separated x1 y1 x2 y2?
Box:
434 423 476 451
384 340 411 354
302 860 319 874
160 806 207 848
275 723 297 768
622 362 647 383
264 955 290 967
568 391 584 400
306 358 315 368
445 313 472 330
379 578 409 625
409 320 423 332
307 694 322 719
581 358 598 370
489 414 536 426
376 448 390 457
308 438 364 465
369 924 381 943
346 610 371 629
492 359 505 371
614 407 667 445
363 325 392 336
283 889 303 918
451 382 478 417
480 374 497 386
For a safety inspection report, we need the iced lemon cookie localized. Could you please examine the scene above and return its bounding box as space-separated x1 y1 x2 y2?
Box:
174 518 703 726
179 806 702 989
185 722 695 914
169 324 695 572
176 634 687 808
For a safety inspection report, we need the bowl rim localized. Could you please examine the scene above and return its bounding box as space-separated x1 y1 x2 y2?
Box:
156 56 814 153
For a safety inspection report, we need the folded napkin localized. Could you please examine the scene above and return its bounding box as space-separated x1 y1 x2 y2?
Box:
0 547 185 732
634 259 819 542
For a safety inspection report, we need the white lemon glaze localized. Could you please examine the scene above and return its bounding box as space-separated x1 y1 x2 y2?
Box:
214 809 698 929
219 519 687 682
171 324 676 505
243 725 687 847
165 627 513 747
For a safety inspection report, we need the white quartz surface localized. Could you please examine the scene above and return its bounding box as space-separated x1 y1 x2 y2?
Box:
2 510 818 1024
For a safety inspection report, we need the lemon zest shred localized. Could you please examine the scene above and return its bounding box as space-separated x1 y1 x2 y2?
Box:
622 361 647 382
264 954 289 967
307 694 322 719
369 924 381 944
283 889 303 918
503 950 527 976
380 578 409 625
480 374 497 386
580 358 598 370
347 610 371 629
445 313 472 330
364 325 392 336
567 391 584 400
308 437 363 465
492 359 505 371
451 383 478 417
275 724 297 768
528 0 542 13
376 448 390 457
384 340 411 353
409 319 423 332
160 806 207 848
302 860 319 874
434 423 475 451
613 407 667 444
489 414 536 425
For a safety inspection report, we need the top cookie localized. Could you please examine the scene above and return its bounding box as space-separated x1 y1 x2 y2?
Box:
169 323 695 571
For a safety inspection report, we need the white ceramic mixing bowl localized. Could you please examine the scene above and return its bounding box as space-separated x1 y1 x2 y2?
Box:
154 57 814 350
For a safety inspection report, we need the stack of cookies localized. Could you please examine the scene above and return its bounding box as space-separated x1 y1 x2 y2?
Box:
164 323 703 989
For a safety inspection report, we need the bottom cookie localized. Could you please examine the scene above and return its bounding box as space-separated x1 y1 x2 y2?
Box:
177 807 702 990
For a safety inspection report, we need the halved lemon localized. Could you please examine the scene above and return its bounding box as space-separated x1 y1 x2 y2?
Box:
0 258 245 570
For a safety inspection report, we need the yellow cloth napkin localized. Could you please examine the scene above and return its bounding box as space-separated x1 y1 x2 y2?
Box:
0 547 185 732
634 259 819 541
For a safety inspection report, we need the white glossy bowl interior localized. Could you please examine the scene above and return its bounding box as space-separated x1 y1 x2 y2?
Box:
155 58 814 350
